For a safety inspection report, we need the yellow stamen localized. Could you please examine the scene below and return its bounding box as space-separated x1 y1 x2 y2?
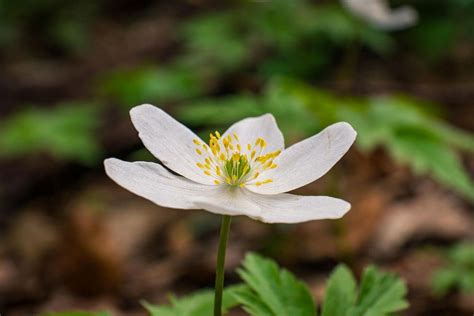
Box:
194 131 277 187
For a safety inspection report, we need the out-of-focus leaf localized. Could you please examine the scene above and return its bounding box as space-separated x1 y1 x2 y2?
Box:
270 78 474 201
357 96 474 201
387 126 474 201
180 12 247 72
410 18 457 62
308 5 394 54
432 123 474 153
234 253 316 316
245 0 311 50
177 95 263 127
100 66 205 107
432 269 461 296
142 285 244 316
0 103 102 165
262 79 321 142
432 243 474 296
176 82 319 144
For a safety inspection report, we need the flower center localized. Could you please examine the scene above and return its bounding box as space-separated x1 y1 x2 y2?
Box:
193 131 281 187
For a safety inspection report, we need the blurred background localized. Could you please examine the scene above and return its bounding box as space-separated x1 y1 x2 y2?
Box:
0 0 473 315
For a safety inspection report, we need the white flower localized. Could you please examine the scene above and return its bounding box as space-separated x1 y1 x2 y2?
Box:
104 104 357 223
341 0 418 30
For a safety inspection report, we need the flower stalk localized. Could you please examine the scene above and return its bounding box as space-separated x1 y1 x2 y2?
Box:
214 215 232 316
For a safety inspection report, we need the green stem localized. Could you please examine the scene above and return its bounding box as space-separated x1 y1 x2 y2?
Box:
214 215 232 316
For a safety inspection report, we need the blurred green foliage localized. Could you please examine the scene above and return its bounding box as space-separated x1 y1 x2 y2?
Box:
406 0 474 61
0 0 99 54
1 0 474 203
100 65 206 108
0 103 102 165
177 78 474 202
432 243 474 296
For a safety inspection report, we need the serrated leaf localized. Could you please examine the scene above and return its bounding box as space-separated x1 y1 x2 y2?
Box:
142 285 244 316
321 264 408 316
348 266 408 316
321 264 357 316
231 286 275 316
235 252 316 316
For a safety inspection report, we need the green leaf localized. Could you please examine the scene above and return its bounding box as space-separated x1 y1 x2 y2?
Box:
142 285 244 316
321 264 357 316
235 252 316 316
321 264 408 316
0 103 102 165
348 266 408 316
322 265 408 316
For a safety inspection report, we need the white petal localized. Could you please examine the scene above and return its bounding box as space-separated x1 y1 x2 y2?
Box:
247 122 356 194
222 113 284 153
341 0 418 30
104 158 220 209
194 189 350 223
130 104 214 185
192 187 261 217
